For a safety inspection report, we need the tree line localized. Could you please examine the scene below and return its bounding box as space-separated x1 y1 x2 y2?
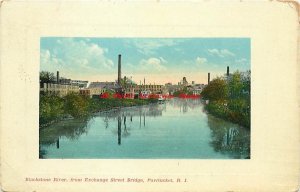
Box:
201 71 251 129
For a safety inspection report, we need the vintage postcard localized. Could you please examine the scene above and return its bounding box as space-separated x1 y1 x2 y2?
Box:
0 1 299 192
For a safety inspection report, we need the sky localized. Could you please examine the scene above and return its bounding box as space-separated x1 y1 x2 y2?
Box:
40 37 250 85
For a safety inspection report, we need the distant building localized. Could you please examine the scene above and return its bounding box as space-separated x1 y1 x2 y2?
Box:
58 78 71 85
164 83 180 95
85 81 122 97
71 80 89 88
40 83 79 97
134 84 164 94
192 84 206 95
89 81 119 91
80 87 104 98
182 77 188 86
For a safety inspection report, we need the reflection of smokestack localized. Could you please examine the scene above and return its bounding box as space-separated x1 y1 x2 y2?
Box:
227 66 229 76
208 73 210 84
56 138 59 149
57 71 59 84
118 116 121 145
118 54 121 85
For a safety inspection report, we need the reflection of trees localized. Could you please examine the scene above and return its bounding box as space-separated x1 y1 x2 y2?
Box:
207 115 250 159
39 146 47 159
39 118 90 147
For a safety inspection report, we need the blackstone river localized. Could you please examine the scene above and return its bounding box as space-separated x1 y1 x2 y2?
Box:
39 98 250 159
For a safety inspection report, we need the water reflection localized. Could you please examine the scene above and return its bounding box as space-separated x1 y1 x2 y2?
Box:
118 115 121 145
207 115 250 158
39 99 250 159
101 104 165 145
39 118 91 158
169 98 202 113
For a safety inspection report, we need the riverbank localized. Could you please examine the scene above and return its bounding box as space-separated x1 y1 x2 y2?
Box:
203 100 250 129
201 71 251 129
39 93 158 128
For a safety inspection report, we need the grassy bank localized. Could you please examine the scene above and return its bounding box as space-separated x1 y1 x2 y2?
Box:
39 93 157 128
205 100 250 129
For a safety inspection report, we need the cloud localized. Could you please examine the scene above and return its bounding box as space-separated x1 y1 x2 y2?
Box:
235 58 248 65
159 57 167 63
40 49 65 72
208 49 235 57
139 57 167 72
40 38 114 77
125 39 185 55
196 57 208 65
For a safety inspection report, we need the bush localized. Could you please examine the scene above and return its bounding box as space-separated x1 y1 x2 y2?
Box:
39 94 64 124
63 93 90 118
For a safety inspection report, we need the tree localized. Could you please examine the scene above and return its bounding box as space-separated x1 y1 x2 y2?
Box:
242 70 251 92
63 93 89 118
39 94 64 124
228 71 243 99
40 71 55 83
201 77 228 101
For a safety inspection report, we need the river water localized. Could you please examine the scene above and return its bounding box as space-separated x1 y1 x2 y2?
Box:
39 98 250 159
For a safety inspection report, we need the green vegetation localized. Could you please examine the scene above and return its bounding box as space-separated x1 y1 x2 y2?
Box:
39 93 156 128
40 94 64 125
40 71 55 83
201 71 250 129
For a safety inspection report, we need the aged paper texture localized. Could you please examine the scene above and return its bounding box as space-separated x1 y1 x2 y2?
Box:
0 1 299 191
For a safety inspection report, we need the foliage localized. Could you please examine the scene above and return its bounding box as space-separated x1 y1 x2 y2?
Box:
63 93 90 118
202 71 251 129
40 71 56 83
40 92 156 127
201 77 228 101
39 94 64 124
120 76 137 88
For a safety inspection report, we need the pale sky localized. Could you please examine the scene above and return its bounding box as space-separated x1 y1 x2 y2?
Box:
40 37 250 85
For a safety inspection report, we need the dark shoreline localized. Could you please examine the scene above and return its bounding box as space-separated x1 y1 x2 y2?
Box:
201 99 250 129
39 100 159 129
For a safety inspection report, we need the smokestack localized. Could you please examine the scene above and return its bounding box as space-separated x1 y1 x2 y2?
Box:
208 73 210 84
118 54 121 85
57 71 59 84
227 66 229 76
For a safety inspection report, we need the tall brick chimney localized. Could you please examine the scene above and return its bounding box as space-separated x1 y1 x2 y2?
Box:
118 54 121 85
57 71 59 84
208 72 210 84
227 66 229 77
